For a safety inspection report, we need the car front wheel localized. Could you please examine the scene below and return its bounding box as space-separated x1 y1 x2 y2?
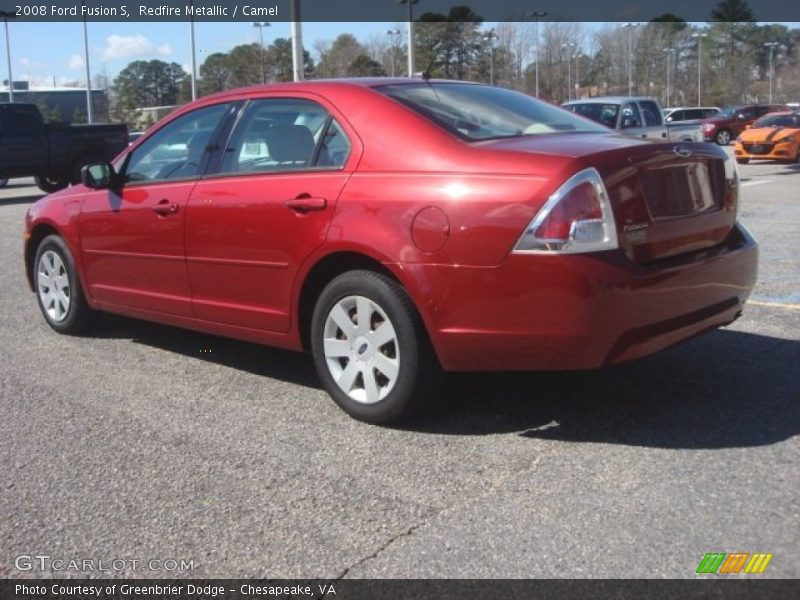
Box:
715 129 732 145
33 235 96 334
34 175 69 193
311 270 440 424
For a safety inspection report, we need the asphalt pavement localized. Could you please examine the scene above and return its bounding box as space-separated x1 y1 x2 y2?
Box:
0 159 797 579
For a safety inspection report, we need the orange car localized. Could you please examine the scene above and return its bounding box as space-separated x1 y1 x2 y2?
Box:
734 111 800 164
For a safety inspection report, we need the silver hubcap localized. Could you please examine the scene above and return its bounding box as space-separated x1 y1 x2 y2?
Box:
323 295 400 405
37 250 71 322
718 131 730 144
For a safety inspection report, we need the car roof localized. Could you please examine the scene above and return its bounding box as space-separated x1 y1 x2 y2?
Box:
563 96 656 105
195 77 482 103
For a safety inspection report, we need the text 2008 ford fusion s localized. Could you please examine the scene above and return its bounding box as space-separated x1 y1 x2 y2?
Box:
24 79 758 423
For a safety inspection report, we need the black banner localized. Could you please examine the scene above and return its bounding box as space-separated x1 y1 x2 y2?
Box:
1 0 799 23
2 579 800 600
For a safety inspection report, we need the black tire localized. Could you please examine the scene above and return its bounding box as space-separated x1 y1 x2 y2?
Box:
34 175 69 193
736 158 750 165
715 129 732 146
311 270 441 424
0 177 8 187
33 235 97 334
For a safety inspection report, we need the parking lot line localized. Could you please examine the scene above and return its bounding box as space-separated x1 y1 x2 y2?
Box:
740 180 772 187
748 300 800 310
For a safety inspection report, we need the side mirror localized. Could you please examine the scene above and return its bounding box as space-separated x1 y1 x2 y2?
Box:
737 113 746 120
81 162 114 189
665 116 673 122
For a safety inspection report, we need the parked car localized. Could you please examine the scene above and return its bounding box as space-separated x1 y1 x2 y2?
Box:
733 111 800 164
663 106 720 122
700 103 789 145
0 103 128 193
24 79 757 424
562 97 702 141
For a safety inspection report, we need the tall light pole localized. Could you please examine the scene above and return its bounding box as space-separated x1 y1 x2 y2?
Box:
623 23 638 96
527 11 547 97
386 29 401 77
253 22 270 84
399 0 419 77
562 42 576 101
663 47 675 108
290 0 303 81
81 1 93 122
0 10 14 102
188 0 196 100
484 30 498 85
574 52 581 99
764 41 778 103
692 32 708 106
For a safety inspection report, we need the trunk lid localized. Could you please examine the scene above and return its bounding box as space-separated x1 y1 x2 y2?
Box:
477 134 738 263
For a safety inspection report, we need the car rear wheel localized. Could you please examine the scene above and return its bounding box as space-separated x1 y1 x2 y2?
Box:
311 270 440 424
715 129 732 145
34 235 96 334
34 175 69 193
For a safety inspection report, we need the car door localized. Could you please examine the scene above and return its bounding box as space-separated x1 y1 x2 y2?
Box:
185 96 357 332
79 102 236 316
619 102 653 139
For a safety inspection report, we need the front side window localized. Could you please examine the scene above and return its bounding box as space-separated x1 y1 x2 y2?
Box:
219 98 349 174
120 103 231 183
379 83 609 141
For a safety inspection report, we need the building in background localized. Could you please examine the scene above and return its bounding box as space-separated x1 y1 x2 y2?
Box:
1 82 109 123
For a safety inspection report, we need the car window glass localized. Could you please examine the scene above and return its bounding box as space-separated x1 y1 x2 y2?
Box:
220 98 335 174
668 110 684 121
381 83 609 140
620 103 642 128
122 103 230 183
685 110 701 120
317 120 351 168
563 103 619 129
640 101 662 126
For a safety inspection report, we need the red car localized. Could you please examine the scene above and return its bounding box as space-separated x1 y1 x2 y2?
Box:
701 103 788 145
24 79 758 423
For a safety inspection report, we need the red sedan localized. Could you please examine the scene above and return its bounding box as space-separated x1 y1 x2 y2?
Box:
24 79 758 423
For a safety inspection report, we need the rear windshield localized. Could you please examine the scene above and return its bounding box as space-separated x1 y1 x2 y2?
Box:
753 113 800 128
719 106 744 117
376 82 608 141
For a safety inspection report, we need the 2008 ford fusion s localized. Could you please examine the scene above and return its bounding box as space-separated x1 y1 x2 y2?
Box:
24 79 758 424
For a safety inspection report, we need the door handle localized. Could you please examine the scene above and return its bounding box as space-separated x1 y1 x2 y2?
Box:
153 199 179 216
286 195 327 212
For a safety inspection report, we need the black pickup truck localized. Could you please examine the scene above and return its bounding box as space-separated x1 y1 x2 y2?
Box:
0 103 128 193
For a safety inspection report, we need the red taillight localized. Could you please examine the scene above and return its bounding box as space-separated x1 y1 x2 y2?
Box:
514 168 618 254
534 181 602 240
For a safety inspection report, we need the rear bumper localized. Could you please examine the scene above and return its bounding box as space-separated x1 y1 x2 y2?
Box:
417 223 758 371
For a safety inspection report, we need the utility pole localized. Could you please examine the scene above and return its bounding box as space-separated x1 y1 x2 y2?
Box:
764 42 778 103
484 30 498 85
0 10 14 102
386 29 401 77
623 23 639 96
81 1 93 122
253 22 270 84
399 0 419 77
527 11 547 97
562 42 576 101
663 47 675 108
692 32 708 106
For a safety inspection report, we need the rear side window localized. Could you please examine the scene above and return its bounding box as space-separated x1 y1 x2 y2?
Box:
639 101 663 126
0 105 43 133
620 103 642 128
219 98 350 174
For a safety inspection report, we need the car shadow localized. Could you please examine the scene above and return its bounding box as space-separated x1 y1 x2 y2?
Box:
91 313 320 389
405 329 800 449
87 315 799 450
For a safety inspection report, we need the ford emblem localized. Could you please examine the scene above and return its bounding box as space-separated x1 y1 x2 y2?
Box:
673 146 693 158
